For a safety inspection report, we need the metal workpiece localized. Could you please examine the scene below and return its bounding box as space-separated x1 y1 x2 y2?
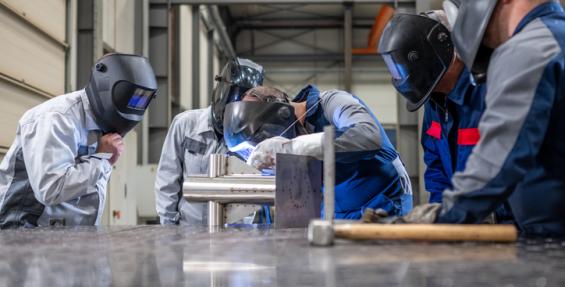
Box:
183 176 276 204
208 154 227 178
1 226 565 286
184 154 323 227
208 201 224 226
275 154 322 229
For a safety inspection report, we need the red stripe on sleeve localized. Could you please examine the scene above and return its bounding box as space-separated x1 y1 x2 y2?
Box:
458 128 480 145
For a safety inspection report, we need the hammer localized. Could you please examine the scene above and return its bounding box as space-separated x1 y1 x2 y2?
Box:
308 220 518 246
309 126 518 246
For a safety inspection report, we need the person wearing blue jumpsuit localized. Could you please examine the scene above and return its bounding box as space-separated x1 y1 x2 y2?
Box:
379 10 514 223
435 1 565 236
422 69 485 204
242 85 413 219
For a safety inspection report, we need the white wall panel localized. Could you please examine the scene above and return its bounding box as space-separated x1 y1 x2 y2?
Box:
1 0 66 43
0 7 65 96
107 131 139 225
0 79 45 148
115 0 135 53
199 23 209 108
179 5 193 110
102 0 116 49
352 83 397 125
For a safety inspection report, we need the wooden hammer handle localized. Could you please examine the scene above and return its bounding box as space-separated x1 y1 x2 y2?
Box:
334 224 518 242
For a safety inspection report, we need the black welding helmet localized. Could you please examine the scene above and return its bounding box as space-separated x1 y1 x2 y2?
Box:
85 53 157 136
223 101 297 161
211 58 265 135
451 0 497 85
378 13 454 112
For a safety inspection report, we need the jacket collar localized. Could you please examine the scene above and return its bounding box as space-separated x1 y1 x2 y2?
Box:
196 106 215 135
447 68 472 106
292 84 321 117
80 90 102 131
514 1 563 35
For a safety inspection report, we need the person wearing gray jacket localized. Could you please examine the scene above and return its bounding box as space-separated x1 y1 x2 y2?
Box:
154 58 264 225
0 53 157 228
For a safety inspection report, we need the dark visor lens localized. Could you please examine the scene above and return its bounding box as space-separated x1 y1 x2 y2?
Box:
384 48 448 107
113 81 156 113
382 54 406 81
127 88 156 110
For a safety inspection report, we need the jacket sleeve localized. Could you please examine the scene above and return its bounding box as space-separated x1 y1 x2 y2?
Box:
421 105 450 203
154 115 185 225
438 29 562 223
20 112 112 206
321 90 382 163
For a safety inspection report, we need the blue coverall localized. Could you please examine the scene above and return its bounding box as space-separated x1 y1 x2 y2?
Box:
294 85 413 219
439 2 565 236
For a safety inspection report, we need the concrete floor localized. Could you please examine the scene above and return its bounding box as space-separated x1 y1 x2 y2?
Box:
0 226 562 286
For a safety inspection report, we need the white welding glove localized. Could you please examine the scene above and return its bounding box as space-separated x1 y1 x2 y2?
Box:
247 133 324 170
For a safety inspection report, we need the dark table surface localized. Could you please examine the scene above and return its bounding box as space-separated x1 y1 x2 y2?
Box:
0 225 562 287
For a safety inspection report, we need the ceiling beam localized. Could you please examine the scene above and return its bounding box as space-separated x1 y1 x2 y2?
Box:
239 53 384 63
233 18 374 29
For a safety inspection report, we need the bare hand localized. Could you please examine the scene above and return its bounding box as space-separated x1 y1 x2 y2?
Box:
97 133 124 165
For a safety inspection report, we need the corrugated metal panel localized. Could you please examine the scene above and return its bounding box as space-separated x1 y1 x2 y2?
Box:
0 1 66 149
0 6 66 96
0 0 66 43
0 78 45 147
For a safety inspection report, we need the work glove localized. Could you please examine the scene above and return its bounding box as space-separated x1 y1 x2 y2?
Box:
247 133 324 170
362 203 442 224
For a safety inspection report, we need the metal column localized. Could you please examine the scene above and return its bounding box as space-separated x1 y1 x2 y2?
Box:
76 0 103 88
343 4 353 92
323 126 335 222
192 5 201 108
207 29 214 103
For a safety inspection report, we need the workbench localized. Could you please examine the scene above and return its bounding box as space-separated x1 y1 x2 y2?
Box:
0 226 562 286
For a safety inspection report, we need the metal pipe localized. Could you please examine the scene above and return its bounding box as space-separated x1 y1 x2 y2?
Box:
207 201 223 226
186 192 274 204
207 5 236 58
323 126 335 223
208 154 227 178
184 182 276 193
343 4 353 92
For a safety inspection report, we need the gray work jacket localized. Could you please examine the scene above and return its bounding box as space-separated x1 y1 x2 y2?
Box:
0 90 112 228
154 107 227 225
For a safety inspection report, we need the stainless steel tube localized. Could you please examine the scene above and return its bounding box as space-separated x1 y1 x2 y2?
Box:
184 182 276 193
186 192 275 204
207 201 224 226
208 154 227 178
323 126 335 223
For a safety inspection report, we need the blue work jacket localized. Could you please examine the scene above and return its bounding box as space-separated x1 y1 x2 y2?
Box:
439 2 565 236
422 69 485 203
294 85 412 219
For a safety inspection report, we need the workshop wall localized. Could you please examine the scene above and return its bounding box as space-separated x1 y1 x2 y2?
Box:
0 0 66 152
235 27 398 125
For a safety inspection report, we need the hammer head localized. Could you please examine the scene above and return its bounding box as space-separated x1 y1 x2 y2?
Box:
308 219 334 246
